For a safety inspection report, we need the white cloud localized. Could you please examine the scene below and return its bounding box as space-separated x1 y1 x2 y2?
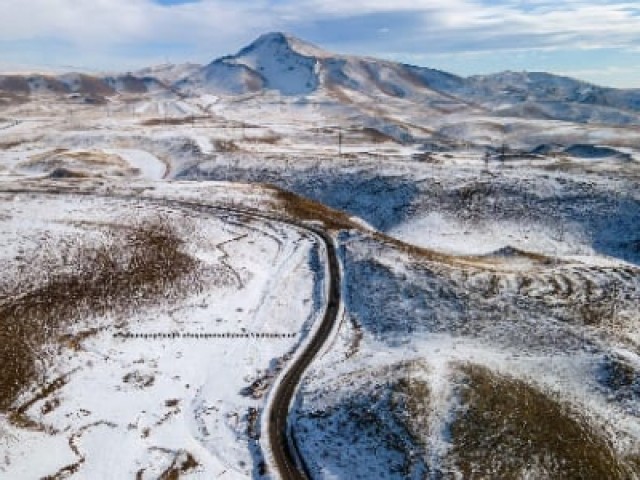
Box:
0 0 274 48
0 0 639 81
293 0 640 52
2 0 638 51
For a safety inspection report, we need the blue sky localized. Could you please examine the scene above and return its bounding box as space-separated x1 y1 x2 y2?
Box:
1 0 639 87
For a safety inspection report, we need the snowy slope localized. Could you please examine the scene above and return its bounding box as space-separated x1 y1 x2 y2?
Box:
459 71 640 124
1 73 639 478
231 32 320 95
171 32 640 126
177 32 475 109
134 62 202 85
178 32 319 96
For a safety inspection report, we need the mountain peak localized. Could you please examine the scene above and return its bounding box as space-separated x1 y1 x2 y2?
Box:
251 31 289 44
240 32 332 59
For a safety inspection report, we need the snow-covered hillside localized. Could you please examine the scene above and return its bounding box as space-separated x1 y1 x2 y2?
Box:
171 32 640 126
177 33 320 96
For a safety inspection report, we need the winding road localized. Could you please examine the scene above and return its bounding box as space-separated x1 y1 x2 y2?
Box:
265 226 341 480
0 185 342 480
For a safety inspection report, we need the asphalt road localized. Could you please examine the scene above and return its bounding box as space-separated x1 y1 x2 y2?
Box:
265 226 341 480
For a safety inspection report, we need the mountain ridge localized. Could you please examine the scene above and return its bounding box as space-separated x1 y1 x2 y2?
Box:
2 31 640 126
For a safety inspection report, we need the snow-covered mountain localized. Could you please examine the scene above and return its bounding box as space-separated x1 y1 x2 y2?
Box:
175 32 640 125
2 32 640 126
462 71 640 124
176 32 323 95
0 72 168 104
177 32 470 105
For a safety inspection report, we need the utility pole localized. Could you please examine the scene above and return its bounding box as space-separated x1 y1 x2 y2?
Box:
338 129 342 156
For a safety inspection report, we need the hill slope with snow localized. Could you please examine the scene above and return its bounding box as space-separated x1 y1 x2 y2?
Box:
173 32 640 126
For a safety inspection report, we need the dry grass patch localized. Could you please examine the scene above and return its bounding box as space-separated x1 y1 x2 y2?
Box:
157 450 200 480
0 139 27 150
140 116 209 127
246 134 281 145
0 93 28 107
273 187 358 231
389 361 431 447
46 167 92 179
214 139 241 152
0 219 200 412
626 455 640 474
448 364 632 479
360 127 398 144
20 149 131 175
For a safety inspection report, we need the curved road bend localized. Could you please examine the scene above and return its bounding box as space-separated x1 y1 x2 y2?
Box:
266 227 341 480
0 188 342 480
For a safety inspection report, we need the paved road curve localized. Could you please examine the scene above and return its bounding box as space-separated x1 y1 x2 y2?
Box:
266 226 341 480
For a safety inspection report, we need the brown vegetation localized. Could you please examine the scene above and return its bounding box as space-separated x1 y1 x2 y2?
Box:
448 364 633 479
0 93 29 107
360 127 397 144
72 75 115 97
46 167 92 179
0 139 27 150
0 75 31 95
20 149 130 175
390 361 431 447
0 219 200 412
273 187 357 231
247 134 282 145
214 139 240 152
157 450 200 480
141 116 209 126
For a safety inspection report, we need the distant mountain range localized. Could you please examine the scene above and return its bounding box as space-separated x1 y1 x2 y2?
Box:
2 32 640 126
